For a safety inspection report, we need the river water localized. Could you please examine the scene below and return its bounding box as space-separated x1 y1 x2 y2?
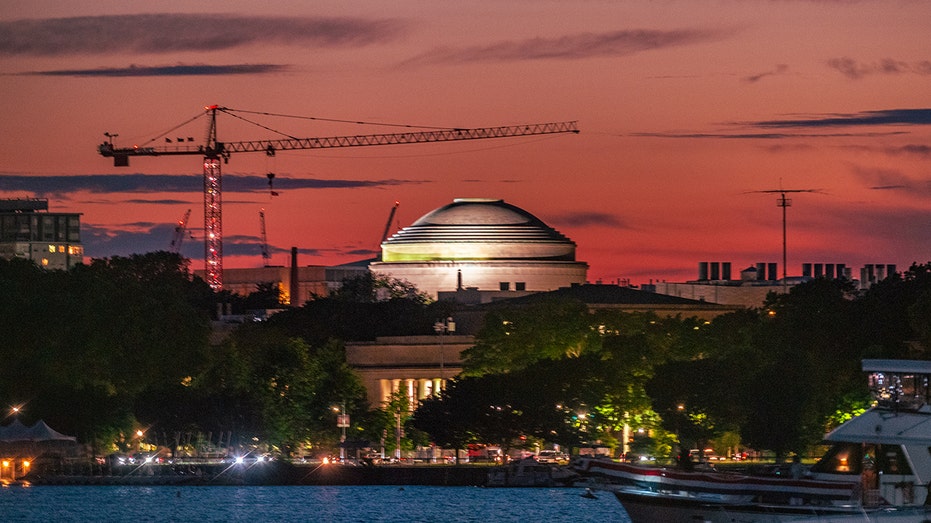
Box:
0 484 631 522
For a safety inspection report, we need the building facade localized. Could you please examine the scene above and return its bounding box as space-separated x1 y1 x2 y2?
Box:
0 199 83 270
346 335 474 408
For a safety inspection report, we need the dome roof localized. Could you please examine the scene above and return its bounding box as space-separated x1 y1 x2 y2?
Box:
380 198 577 262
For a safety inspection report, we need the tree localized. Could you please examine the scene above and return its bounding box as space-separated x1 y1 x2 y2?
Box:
0 252 213 447
213 324 367 455
329 273 430 304
735 279 861 458
462 298 596 376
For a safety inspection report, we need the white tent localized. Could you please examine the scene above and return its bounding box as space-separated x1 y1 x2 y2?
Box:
0 419 76 443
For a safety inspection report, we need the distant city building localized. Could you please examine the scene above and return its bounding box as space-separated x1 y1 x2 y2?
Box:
370 198 588 299
196 251 368 306
0 199 83 270
653 260 898 307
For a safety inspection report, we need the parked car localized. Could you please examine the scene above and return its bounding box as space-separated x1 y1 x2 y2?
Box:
536 450 569 463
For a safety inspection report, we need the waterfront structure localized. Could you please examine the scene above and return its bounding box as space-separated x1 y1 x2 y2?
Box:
370 198 588 300
0 199 83 270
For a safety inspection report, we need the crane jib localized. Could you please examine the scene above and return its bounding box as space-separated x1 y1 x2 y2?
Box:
98 121 579 165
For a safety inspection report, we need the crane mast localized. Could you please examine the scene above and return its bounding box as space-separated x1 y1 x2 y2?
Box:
259 209 270 266
99 105 579 290
169 209 191 254
381 201 400 245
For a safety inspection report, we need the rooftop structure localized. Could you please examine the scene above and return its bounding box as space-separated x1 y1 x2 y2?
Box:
653 260 898 307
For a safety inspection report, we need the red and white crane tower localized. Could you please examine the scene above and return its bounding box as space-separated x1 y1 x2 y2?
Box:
99 105 578 290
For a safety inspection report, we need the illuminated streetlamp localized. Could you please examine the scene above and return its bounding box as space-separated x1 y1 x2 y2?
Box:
433 316 456 392
334 403 349 461
8 404 23 420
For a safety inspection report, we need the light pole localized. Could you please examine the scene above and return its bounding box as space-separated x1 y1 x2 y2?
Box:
395 409 402 461
433 316 455 393
335 402 349 461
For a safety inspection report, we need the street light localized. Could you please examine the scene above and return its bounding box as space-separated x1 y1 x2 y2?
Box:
433 316 456 393
335 402 349 461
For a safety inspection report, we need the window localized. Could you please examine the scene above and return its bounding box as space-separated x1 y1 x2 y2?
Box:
515 282 526 291
499 282 510 291
810 443 860 475
42 216 55 241
67 216 81 241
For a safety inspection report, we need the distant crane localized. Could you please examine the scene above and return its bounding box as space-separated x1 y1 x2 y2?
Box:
748 185 822 292
381 201 400 245
99 105 579 290
169 209 191 254
259 208 271 266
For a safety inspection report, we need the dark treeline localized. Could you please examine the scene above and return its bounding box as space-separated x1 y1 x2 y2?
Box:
0 253 451 457
2 252 930 460
412 263 931 460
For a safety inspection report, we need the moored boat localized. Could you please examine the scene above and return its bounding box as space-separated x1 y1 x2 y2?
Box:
575 359 931 522
486 456 578 487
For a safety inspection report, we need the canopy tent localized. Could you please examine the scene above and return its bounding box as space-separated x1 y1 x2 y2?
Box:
0 419 76 442
0 418 78 460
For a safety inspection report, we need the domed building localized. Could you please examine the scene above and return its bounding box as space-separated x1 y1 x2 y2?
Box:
369 198 588 299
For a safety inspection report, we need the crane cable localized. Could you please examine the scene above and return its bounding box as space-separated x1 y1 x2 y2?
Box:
133 106 499 149
138 110 209 147
223 107 459 131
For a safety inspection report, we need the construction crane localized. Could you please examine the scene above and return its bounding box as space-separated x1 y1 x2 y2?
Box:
169 209 191 254
99 105 579 290
381 201 400 245
259 208 271 266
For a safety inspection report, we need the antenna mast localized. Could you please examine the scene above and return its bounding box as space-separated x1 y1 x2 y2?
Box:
750 185 821 293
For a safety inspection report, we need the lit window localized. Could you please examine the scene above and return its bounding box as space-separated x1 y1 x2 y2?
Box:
58 245 65 253
48 245 55 253
41 258 49 266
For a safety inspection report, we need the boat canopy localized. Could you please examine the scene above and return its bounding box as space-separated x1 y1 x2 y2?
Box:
824 407 931 445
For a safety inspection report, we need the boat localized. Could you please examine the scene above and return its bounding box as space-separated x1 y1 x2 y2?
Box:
573 359 931 522
485 456 578 487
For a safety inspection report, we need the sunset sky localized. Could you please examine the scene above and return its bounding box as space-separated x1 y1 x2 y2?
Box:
2 0 929 285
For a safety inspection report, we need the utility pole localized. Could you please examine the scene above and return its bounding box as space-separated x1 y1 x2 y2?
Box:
748 185 821 293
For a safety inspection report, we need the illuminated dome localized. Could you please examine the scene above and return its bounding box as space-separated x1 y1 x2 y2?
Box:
380 198 577 262
371 198 587 298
